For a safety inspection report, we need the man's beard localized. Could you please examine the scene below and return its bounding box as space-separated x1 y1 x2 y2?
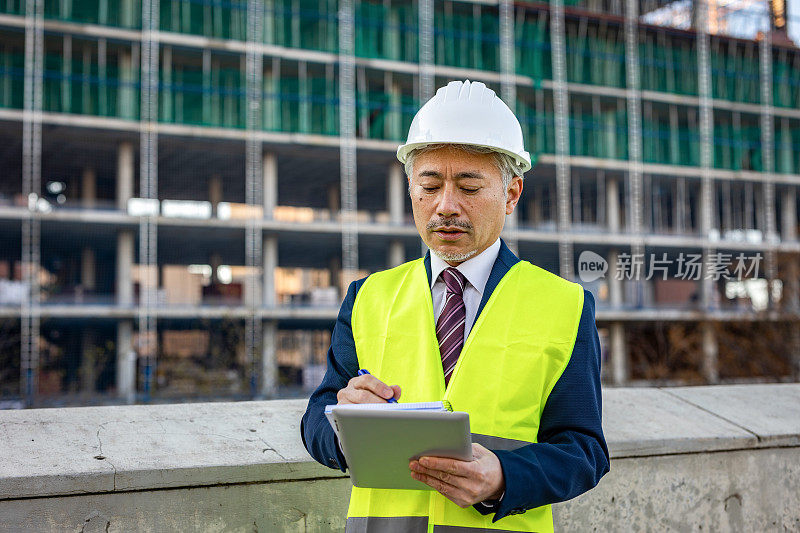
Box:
426 217 477 264
431 247 478 263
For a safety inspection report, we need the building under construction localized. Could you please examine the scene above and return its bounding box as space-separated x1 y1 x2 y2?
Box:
0 0 798 406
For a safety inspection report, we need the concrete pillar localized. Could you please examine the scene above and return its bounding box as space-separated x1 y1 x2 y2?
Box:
607 176 620 232
243 275 260 308
120 0 135 28
81 167 96 209
81 330 95 394
602 108 617 159
610 322 627 386
388 241 404 268
785 253 800 312
386 76 402 140
701 321 719 384
262 234 277 307
263 152 277 219
327 183 340 215
116 230 134 306
782 187 797 242
209 174 222 217
387 163 405 225
329 256 341 297
81 247 96 293
116 319 135 403
701 178 716 309
527 185 541 227
701 251 715 310
792 326 800 382
61 36 72 113
505 211 519 256
261 320 277 398
777 118 792 173
161 46 172 122
117 142 135 211
118 51 134 120
210 253 222 286
608 248 622 308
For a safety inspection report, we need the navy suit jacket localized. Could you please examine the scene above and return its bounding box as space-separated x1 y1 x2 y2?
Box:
301 240 610 522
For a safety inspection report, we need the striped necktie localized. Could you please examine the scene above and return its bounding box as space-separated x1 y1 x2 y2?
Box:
436 267 467 386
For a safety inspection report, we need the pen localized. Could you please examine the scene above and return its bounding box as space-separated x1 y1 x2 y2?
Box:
358 369 398 403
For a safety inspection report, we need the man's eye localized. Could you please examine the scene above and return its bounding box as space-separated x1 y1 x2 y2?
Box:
422 186 439 192
461 188 479 193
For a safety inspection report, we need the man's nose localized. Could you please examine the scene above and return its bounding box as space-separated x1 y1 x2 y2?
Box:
436 183 461 218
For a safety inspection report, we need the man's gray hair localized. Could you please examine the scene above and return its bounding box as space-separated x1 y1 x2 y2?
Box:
403 143 526 190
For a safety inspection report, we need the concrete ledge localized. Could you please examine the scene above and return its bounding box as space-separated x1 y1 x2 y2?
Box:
0 400 336 500
1 384 798 531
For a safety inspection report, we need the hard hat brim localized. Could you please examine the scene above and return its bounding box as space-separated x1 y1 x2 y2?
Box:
396 141 533 175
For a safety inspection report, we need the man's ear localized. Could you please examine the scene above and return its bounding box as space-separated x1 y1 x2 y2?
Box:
505 176 523 215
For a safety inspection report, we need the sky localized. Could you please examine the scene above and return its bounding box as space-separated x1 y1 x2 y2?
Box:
789 0 800 44
642 0 800 44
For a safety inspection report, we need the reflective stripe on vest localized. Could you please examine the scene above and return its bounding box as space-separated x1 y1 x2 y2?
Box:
470 434 530 452
345 517 529 533
345 516 428 533
348 258 584 533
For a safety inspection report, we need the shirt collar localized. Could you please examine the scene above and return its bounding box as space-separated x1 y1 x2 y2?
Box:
429 238 501 296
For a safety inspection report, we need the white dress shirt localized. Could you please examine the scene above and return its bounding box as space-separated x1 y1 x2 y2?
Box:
430 238 501 344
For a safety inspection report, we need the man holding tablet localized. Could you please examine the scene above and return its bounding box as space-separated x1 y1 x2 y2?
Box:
301 80 609 532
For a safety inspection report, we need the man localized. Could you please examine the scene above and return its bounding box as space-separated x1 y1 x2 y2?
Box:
301 80 609 532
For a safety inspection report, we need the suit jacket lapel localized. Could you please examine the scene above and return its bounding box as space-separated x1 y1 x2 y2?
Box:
475 239 520 321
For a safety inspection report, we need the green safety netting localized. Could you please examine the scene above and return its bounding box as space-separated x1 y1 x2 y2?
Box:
570 109 629 160
2 0 797 175
355 89 417 142
0 0 23 16
774 121 800 175
41 50 128 118
565 22 625 88
713 120 763 171
639 34 698 96
516 95 555 157
159 0 247 40
710 41 760 104
264 73 341 135
515 11 552 81
355 1 418 63
161 61 245 128
43 0 142 29
642 115 701 168
0 48 24 110
434 3 499 71
772 56 800 109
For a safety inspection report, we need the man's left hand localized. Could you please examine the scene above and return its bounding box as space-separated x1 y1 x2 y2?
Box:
409 443 504 508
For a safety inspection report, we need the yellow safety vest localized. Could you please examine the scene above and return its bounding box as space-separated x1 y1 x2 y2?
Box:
347 258 584 533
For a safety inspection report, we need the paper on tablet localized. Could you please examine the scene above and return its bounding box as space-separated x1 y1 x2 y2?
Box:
324 401 452 438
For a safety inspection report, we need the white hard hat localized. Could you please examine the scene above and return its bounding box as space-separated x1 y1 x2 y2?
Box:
396 80 532 173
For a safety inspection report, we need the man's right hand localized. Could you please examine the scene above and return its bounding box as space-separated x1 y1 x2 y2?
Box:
337 374 401 404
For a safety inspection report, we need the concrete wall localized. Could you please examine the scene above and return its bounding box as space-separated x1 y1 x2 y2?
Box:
1 384 798 532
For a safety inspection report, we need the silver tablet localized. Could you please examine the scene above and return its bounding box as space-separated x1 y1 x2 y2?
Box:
331 409 472 490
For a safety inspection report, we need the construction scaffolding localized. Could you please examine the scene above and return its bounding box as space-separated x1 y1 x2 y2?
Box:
0 0 799 406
